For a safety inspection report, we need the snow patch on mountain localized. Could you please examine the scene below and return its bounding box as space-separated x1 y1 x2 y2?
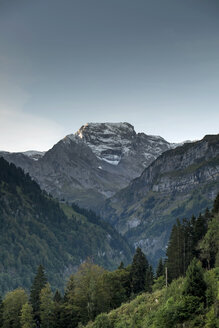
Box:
62 122 186 168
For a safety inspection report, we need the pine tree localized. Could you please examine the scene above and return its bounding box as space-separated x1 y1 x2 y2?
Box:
166 221 183 281
53 291 62 328
30 265 47 321
130 247 149 294
53 290 62 303
193 214 208 249
156 259 164 279
213 192 219 214
183 258 207 303
118 261 124 270
204 207 212 220
20 303 35 328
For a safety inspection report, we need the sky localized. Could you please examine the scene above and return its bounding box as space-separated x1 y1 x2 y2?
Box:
0 0 219 152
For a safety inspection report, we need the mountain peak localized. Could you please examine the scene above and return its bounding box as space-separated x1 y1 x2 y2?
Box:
74 122 136 165
76 122 135 137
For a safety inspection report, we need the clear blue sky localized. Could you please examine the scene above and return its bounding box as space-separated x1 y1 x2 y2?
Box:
0 0 219 151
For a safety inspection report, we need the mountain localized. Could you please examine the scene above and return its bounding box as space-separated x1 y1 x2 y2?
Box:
102 134 219 265
0 157 133 295
22 150 45 161
0 122 176 209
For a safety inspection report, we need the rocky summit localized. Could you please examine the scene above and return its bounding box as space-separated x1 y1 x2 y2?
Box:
0 122 175 209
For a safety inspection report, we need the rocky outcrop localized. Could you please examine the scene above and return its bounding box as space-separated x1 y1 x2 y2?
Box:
102 134 219 264
0 122 175 209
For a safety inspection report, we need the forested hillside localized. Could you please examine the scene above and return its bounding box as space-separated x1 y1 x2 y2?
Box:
85 197 219 328
0 193 218 328
0 157 133 295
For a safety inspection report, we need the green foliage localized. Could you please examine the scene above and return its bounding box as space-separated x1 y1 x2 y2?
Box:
145 265 154 293
102 268 130 310
84 262 219 328
152 296 184 328
156 258 164 279
92 313 112 328
20 303 35 328
166 212 209 282
53 290 62 303
205 306 218 328
130 247 149 294
204 270 218 308
2 289 28 328
86 289 163 328
0 296 3 328
199 215 219 269
30 265 47 319
213 193 219 215
0 157 132 295
73 261 107 323
183 259 207 303
1 163 219 328
152 276 165 291
40 283 54 328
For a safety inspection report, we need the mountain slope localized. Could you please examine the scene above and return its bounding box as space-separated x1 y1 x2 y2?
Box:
85 268 219 328
0 123 176 209
102 134 219 264
0 157 133 295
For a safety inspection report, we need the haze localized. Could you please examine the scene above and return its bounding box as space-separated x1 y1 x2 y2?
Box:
0 0 219 152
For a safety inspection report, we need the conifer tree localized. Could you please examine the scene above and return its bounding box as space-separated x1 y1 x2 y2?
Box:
156 259 164 279
183 258 207 303
166 221 183 281
30 265 47 321
53 290 62 303
193 213 208 250
118 261 124 270
130 247 149 294
204 207 212 220
213 192 219 214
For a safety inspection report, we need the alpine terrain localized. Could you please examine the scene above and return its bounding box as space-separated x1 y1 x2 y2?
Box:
0 123 176 209
102 134 219 264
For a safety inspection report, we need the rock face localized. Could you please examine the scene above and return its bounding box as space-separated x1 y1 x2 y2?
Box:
102 134 219 265
0 122 175 209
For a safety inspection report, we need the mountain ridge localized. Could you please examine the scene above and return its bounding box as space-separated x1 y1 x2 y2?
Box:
0 122 178 209
101 134 219 264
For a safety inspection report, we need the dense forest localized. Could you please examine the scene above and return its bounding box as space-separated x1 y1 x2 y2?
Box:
0 193 218 327
0 157 132 295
